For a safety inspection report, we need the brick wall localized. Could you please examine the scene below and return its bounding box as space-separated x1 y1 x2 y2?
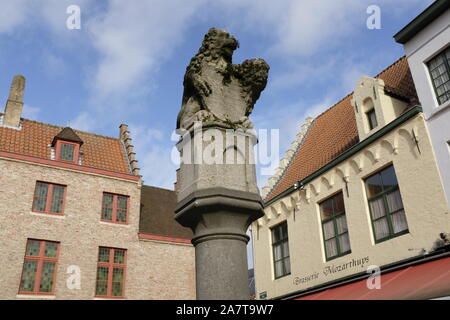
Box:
0 157 195 299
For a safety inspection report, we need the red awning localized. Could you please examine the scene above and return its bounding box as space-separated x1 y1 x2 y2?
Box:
296 256 450 300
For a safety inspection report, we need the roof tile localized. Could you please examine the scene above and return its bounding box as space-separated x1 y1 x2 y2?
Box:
265 57 417 202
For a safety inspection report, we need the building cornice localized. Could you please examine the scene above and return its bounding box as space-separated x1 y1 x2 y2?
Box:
394 0 450 44
0 150 141 182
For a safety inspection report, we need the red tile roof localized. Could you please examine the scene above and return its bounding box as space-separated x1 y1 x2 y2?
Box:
0 117 131 175
264 56 418 202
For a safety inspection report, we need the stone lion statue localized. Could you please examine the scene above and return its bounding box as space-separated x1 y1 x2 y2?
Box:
176 28 269 131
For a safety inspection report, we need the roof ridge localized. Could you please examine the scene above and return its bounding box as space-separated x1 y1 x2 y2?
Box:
19 117 121 141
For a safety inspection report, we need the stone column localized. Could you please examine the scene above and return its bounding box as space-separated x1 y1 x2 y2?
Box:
174 28 269 300
175 128 264 300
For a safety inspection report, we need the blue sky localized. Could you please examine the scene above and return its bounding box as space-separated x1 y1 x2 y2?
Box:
0 0 433 190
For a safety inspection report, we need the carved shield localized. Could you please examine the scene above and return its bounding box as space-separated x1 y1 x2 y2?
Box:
201 63 247 123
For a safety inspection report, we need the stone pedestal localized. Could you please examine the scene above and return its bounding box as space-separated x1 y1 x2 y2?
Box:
175 188 263 300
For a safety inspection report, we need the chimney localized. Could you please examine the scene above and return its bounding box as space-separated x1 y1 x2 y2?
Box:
3 75 25 128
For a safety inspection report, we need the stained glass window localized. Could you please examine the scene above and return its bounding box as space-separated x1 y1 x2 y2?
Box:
32 182 66 214
59 143 75 161
95 247 126 298
19 239 59 294
365 165 408 242
101 193 128 223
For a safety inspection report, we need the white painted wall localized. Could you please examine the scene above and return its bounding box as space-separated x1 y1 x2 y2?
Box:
403 9 450 208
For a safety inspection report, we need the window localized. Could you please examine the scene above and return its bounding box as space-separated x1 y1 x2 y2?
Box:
101 193 129 224
55 141 80 163
428 47 450 106
19 239 60 295
366 109 378 130
95 247 127 298
365 165 408 242
320 192 351 260
32 182 66 215
271 222 290 279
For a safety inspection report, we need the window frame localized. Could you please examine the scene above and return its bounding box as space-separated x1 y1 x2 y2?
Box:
31 181 67 216
18 239 60 295
271 221 291 280
366 108 378 131
427 46 450 107
365 165 409 244
100 192 130 224
95 247 127 299
55 140 80 163
319 192 351 261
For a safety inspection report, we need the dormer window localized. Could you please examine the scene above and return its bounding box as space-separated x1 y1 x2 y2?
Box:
51 127 83 164
56 141 79 162
366 108 378 130
427 46 450 106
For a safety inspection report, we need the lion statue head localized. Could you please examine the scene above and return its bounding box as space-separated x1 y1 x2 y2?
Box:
186 28 239 75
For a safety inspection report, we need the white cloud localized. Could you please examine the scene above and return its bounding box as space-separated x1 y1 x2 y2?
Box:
0 0 30 34
85 0 207 102
70 111 97 132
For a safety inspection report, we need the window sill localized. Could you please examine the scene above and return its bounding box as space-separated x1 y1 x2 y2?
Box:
428 100 450 120
99 221 130 227
374 230 409 244
16 294 56 299
30 212 65 219
94 297 125 300
325 250 352 262
274 273 291 281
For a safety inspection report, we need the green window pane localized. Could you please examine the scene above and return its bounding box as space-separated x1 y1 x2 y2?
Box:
60 143 75 161
26 240 41 256
111 281 123 297
50 185 65 213
116 209 127 222
113 268 124 282
114 250 125 264
101 194 113 220
96 266 109 281
95 281 108 296
44 242 58 258
39 262 55 292
116 196 128 222
19 260 37 292
98 248 110 263
33 183 48 211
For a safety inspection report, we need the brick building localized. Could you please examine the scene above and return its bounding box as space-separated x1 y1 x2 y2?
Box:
0 75 195 300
